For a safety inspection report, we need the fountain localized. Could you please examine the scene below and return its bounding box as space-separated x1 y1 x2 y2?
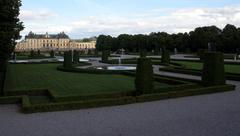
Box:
93 48 136 71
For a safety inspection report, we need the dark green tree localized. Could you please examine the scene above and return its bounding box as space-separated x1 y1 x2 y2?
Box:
0 0 24 95
221 24 239 53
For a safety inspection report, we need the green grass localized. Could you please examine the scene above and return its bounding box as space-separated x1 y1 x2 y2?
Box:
7 64 170 97
172 61 240 74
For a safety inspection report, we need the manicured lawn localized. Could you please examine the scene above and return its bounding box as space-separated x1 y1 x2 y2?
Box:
172 61 240 74
7 64 170 97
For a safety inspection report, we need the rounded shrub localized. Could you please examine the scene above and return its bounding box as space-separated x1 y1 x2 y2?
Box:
135 57 154 95
73 50 80 63
161 50 170 64
202 52 225 86
63 51 72 68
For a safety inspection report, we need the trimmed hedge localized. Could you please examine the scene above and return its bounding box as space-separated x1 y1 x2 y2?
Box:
22 96 136 113
159 67 240 81
73 50 80 63
136 84 235 103
63 51 72 68
0 96 22 104
135 58 154 95
202 52 226 86
0 60 8 96
50 50 55 58
20 84 235 113
161 50 170 64
102 50 110 62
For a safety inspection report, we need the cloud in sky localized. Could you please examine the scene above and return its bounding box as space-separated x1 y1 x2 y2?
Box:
20 9 58 21
20 5 240 39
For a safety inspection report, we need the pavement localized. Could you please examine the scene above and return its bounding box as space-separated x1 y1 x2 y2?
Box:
1 54 240 136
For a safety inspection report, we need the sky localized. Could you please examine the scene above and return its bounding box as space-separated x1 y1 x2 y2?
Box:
19 0 240 39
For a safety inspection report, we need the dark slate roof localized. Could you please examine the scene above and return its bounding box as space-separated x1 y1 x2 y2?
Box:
25 31 69 39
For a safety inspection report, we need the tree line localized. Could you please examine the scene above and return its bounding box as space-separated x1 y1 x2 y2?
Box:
96 24 240 54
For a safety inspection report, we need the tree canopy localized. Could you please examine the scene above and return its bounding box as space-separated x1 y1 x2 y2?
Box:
96 24 240 53
0 0 24 59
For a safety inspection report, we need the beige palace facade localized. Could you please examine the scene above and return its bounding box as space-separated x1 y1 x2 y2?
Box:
15 32 96 52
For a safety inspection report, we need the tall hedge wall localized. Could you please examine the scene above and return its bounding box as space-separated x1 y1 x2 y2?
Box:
135 58 154 95
202 52 225 86
63 51 72 68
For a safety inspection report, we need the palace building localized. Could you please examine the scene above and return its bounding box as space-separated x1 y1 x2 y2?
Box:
15 32 96 52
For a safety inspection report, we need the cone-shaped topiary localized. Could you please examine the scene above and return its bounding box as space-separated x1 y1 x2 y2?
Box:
202 52 225 86
30 50 35 58
102 50 109 62
37 50 41 55
197 49 207 61
88 49 92 55
140 49 147 58
63 51 72 68
73 50 80 63
50 50 55 58
161 50 170 64
135 57 154 95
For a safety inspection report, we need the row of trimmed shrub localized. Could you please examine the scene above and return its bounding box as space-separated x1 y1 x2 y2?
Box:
19 84 235 113
159 67 240 81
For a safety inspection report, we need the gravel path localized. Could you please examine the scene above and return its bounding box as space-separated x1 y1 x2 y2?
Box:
1 56 240 136
0 84 240 136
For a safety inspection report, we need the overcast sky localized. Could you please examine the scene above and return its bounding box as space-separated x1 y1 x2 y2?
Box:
20 0 240 39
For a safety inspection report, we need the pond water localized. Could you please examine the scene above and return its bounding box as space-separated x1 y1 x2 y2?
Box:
95 65 136 71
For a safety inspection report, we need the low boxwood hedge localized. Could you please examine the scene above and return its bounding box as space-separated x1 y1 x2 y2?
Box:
159 66 240 81
19 84 235 113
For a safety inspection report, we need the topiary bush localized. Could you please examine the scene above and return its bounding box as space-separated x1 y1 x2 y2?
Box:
135 58 154 95
140 49 147 58
197 49 207 61
50 50 55 58
73 50 80 63
0 59 8 96
29 50 35 58
87 49 92 55
161 50 170 64
63 51 72 68
102 50 109 62
37 50 41 55
202 52 226 86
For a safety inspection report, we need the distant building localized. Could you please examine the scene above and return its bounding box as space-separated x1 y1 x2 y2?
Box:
15 32 96 52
